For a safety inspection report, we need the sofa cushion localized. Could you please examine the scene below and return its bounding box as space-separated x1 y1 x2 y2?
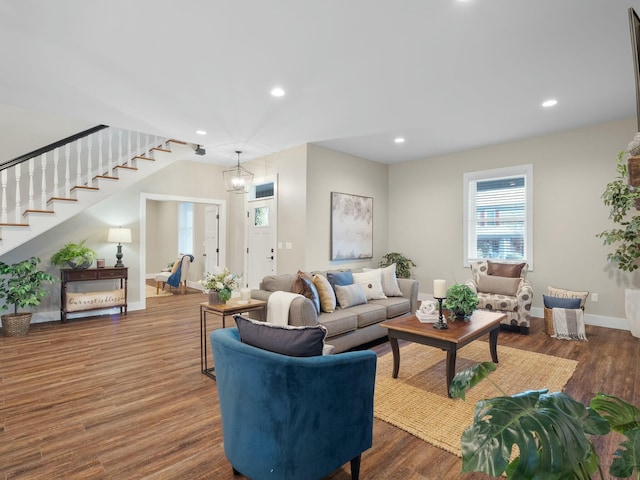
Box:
293 271 320 314
353 270 387 300
235 315 328 357
547 285 589 309
364 264 403 297
312 274 336 313
477 274 521 297
261 274 296 293
369 297 411 319
348 303 387 328
334 284 367 308
543 294 581 309
477 292 519 312
487 261 526 278
317 310 358 337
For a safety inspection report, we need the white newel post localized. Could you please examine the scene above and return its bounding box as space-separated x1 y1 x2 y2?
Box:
1 169 7 223
40 153 47 209
625 288 640 338
27 158 35 210
64 143 71 198
53 148 60 198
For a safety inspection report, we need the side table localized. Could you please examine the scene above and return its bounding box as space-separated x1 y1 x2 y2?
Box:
200 299 267 379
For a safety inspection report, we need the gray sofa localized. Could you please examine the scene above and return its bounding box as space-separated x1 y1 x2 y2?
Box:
251 271 419 353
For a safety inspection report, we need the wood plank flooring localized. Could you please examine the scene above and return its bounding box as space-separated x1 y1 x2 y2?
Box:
1 287 638 479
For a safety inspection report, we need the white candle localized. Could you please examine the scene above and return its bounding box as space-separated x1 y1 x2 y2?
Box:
240 288 251 301
433 279 447 298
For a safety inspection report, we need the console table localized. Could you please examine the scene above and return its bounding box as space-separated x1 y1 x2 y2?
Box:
60 267 128 323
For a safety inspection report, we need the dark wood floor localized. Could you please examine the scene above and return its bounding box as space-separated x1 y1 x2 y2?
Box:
1 286 638 479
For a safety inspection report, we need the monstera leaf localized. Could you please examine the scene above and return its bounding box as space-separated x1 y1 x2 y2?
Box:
460 390 610 479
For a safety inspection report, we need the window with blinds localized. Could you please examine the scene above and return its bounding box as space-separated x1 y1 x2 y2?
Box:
463 165 533 268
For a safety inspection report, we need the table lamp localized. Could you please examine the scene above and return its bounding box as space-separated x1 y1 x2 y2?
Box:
108 227 132 267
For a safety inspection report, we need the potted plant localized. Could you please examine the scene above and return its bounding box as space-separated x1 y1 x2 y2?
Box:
51 240 97 269
443 283 478 320
379 252 416 279
598 147 640 337
0 257 57 336
450 362 640 479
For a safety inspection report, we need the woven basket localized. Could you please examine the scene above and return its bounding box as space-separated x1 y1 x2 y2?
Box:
543 307 554 335
1 313 33 337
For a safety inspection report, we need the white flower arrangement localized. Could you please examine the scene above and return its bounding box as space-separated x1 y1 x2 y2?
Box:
199 266 240 294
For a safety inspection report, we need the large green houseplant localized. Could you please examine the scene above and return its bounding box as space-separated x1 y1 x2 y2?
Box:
379 252 416 279
51 240 97 269
597 150 640 272
0 257 57 336
597 146 640 338
450 363 640 479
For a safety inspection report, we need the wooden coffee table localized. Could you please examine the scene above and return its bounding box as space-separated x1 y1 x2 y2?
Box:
380 310 505 397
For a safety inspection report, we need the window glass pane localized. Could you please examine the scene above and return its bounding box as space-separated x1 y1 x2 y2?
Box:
464 166 532 267
254 206 269 227
178 202 194 254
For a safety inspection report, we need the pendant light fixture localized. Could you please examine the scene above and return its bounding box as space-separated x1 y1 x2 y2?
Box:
223 150 254 194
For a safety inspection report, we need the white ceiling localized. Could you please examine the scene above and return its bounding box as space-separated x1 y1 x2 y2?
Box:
0 0 639 166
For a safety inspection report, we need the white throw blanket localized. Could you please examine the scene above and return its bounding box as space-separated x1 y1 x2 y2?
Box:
552 307 587 341
267 291 304 326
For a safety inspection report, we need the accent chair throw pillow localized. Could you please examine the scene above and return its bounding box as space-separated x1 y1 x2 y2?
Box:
235 315 328 357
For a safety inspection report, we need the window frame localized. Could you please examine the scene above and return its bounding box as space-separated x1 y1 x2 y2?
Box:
178 202 194 255
463 164 533 269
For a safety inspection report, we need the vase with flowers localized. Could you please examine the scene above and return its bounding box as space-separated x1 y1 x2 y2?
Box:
200 267 240 304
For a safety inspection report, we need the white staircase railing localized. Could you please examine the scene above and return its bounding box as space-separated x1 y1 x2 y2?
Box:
0 125 191 256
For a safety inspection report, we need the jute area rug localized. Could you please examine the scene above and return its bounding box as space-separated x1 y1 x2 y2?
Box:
145 284 173 298
374 341 578 457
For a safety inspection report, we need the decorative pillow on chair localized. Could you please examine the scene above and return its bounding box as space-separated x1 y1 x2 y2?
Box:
547 285 589 309
234 315 329 357
543 294 582 309
487 261 526 278
312 274 336 313
477 274 522 297
352 270 387 300
334 284 368 308
363 264 403 297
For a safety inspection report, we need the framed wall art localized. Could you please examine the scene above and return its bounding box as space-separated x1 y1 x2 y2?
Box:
331 192 373 260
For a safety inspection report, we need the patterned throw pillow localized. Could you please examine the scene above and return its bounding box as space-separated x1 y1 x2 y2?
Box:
312 274 336 313
547 285 589 309
353 269 387 300
334 284 368 308
293 271 320 313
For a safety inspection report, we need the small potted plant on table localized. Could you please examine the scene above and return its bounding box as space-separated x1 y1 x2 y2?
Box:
51 240 97 269
443 283 478 321
0 257 57 336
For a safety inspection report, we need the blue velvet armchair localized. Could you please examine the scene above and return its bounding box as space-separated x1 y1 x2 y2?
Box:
210 327 377 480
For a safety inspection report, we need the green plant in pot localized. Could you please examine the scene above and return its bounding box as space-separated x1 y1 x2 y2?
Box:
450 362 640 479
51 240 97 269
597 146 640 338
379 252 416 279
0 257 57 336
443 283 478 321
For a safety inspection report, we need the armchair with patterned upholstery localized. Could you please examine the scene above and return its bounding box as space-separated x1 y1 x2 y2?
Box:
465 261 533 334
154 254 193 294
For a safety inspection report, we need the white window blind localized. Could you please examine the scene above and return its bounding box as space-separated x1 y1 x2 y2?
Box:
463 165 533 268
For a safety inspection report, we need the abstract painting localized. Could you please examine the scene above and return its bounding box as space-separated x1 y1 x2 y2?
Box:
331 192 373 260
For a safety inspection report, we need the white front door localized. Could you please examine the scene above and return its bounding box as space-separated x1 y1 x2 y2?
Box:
246 198 276 288
204 205 219 274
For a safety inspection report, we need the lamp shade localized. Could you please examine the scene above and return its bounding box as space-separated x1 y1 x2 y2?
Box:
108 227 132 244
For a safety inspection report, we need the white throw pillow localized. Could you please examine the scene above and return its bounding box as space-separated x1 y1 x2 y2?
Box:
363 264 403 297
334 284 368 308
353 270 387 300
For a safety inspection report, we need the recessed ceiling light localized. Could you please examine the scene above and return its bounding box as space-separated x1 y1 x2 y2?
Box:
196 130 207 135
271 87 285 97
542 99 558 108
394 137 405 143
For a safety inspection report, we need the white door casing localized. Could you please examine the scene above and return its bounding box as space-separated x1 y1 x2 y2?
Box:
246 197 276 288
204 205 220 274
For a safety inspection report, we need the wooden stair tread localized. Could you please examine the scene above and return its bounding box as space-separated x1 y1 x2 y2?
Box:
71 185 100 191
168 139 187 145
151 147 171 153
133 155 154 161
47 197 78 204
23 209 54 215
0 222 29 227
